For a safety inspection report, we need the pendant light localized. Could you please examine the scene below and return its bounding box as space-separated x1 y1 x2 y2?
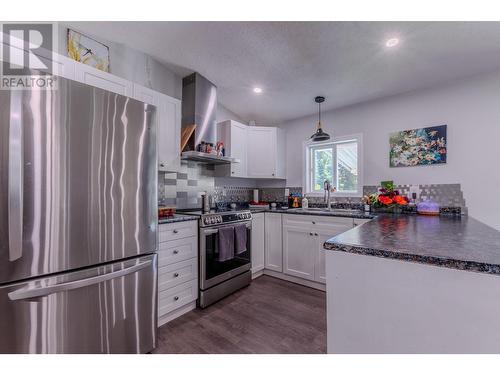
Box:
310 96 330 142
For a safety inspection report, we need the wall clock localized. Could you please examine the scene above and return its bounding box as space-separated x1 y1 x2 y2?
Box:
67 29 110 72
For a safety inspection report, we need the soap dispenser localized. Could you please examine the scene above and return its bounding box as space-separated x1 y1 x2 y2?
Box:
302 194 309 209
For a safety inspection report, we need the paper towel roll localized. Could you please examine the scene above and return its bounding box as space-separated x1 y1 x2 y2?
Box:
253 189 259 203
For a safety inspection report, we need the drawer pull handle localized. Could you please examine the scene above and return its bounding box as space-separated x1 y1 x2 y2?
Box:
174 296 179 301
314 233 318 236
309 232 313 236
312 221 316 224
173 250 179 254
174 272 179 277
173 229 179 234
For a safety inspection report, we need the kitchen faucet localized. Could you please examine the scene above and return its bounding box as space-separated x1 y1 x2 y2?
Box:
324 180 335 211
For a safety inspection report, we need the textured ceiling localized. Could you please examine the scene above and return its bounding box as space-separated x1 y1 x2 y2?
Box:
68 21 500 124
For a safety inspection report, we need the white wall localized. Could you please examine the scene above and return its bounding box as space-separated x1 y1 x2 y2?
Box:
280 70 500 230
216 104 246 124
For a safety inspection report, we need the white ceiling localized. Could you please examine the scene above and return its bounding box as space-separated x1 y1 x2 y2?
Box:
68 22 500 124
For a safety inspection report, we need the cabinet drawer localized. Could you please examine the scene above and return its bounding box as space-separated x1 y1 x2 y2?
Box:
283 214 353 228
158 258 198 291
158 236 198 267
158 279 198 317
159 220 198 242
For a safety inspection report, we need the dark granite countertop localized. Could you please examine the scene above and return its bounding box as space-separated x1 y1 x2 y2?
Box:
250 207 375 220
158 215 198 224
324 214 500 275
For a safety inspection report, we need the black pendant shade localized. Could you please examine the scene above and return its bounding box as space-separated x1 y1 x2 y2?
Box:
310 96 330 142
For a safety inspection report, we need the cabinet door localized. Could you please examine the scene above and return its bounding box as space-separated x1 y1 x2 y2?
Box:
230 122 247 177
251 213 265 273
132 85 181 172
283 226 316 281
75 63 133 96
247 127 277 178
314 224 353 283
264 213 283 272
157 94 181 172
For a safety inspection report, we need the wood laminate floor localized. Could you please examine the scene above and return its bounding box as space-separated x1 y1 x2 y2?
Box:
153 275 326 354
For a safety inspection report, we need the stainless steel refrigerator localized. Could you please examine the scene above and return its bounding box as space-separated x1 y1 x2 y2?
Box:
0 74 158 353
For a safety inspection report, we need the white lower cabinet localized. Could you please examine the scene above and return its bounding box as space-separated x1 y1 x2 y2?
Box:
274 214 361 286
283 226 316 280
264 213 283 272
157 220 198 327
251 213 265 275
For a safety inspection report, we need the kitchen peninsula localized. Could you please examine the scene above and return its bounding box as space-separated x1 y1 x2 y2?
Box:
324 214 500 353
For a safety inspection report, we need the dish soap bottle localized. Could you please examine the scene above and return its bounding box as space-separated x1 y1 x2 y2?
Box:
302 194 308 209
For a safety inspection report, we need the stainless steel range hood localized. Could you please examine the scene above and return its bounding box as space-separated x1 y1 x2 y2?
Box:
181 73 238 165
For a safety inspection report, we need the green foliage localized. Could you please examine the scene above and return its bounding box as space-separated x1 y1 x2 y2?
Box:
313 149 333 190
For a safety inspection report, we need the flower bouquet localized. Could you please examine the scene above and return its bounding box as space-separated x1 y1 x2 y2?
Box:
363 181 409 213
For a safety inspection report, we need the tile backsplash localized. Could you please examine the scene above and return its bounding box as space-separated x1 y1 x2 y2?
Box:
158 161 215 209
158 163 467 214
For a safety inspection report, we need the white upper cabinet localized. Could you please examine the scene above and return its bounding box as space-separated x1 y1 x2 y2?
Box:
216 122 285 179
215 120 248 178
158 94 181 172
133 84 181 172
247 126 285 179
74 63 133 97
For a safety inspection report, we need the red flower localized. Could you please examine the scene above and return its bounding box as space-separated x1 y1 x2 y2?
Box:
394 195 408 206
378 195 393 205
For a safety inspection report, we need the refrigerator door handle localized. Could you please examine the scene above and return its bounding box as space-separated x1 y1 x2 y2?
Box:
8 258 153 301
8 91 24 262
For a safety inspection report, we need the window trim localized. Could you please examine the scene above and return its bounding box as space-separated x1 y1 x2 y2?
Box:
302 133 364 197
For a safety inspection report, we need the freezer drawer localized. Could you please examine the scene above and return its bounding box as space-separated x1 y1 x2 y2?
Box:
0 254 157 354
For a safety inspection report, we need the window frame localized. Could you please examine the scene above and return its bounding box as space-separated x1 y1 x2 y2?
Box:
303 133 364 197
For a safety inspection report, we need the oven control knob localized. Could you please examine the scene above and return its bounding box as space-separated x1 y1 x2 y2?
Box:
217 216 222 223
209 217 215 224
204 217 210 225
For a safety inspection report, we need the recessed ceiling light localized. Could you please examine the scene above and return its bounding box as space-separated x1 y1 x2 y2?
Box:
253 87 263 94
385 38 400 48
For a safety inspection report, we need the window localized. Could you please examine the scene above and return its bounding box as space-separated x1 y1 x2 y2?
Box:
304 135 363 196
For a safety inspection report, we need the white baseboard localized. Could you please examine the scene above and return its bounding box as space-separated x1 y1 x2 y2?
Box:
158 301 197 327
252 269 264 279
263 269 326 291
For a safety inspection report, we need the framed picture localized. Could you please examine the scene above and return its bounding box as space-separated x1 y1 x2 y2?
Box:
389 125 447 167
67 29 110 72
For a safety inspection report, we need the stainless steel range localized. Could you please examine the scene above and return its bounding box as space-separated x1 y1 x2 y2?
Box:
184 209 252 308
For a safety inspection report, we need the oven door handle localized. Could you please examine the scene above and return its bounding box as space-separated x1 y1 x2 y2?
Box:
202 228 219 235
201 222 252 236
